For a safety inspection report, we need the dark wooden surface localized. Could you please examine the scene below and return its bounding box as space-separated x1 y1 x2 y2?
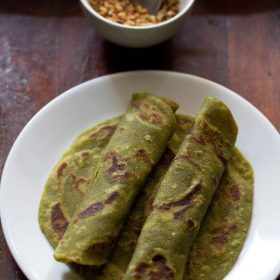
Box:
0 0 279 279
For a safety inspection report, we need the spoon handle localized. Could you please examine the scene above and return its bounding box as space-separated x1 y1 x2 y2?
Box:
134 0 164 14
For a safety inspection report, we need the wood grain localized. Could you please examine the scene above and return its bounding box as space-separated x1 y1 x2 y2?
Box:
0 0 279 279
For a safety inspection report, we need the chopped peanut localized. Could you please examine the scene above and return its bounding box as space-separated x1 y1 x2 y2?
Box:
89 0 180 26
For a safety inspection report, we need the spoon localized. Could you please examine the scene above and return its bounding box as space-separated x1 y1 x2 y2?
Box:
134 0 164 14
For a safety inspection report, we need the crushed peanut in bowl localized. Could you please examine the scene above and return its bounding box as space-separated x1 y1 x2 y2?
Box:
88 0 180 26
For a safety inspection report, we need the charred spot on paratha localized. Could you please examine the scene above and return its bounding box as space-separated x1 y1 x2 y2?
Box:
51 203 69 240
78 202 105 219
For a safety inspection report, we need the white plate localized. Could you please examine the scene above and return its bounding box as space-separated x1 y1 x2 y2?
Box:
1 71 280 280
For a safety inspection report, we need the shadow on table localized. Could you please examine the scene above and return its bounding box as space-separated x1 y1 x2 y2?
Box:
99 36 213 76
99 40 174 72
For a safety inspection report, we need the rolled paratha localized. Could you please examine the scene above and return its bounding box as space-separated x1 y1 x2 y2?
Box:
184 148 253 280
39 117 120 248
124 96 238 280
94 121 253 280
54 93 178 266
95 115 194 279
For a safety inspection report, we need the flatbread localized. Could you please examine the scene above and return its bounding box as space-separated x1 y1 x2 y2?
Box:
124 96 238 280
54 93 178 266
184 148 254 280
39 98 253 279
96 114 194 279
38 117 120 248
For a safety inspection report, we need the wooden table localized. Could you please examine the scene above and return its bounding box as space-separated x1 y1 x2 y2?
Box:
0 0 279 279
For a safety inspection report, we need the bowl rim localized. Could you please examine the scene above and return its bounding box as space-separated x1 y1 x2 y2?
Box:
79 0 196 30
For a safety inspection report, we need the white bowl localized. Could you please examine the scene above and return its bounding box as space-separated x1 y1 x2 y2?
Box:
79 0 196 48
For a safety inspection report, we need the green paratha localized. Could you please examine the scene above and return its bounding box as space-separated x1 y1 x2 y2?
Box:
39 117 120 248
39 96 253 280
54 93 178 266
184 148 253 280
124 97 238 280
95 114 194 279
